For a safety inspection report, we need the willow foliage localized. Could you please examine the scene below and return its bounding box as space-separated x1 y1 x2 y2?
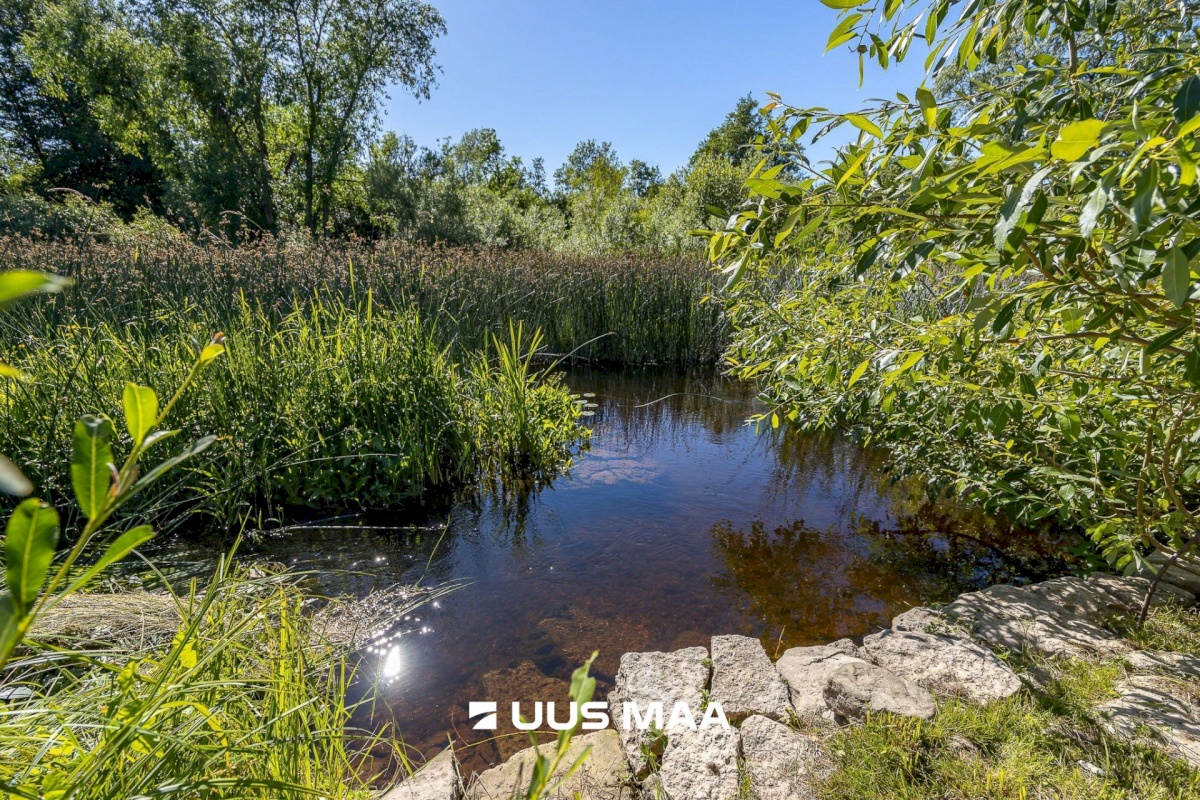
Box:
712 0 1200 590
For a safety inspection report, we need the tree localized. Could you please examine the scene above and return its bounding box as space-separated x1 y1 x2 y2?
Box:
553 139 626 197
1 0 163 215
626 158 662 198
278 0 444 233
690 93 767 168
711 0 1200 609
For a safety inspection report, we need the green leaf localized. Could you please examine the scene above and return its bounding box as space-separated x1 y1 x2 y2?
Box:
0 594 23 666
847 359 871 388
4 498 60 611
64 525 154 595
1079 183 1108 238
0 455 32 497
1164 246 1194 308
837 147 871 189
1174 75 1200 123
0 271 69 310
846 114 883 138
1146 325 1190 354
826 14 862 51
1051 119 1105 162
122 383 159 447
199 341 226 366
1186 346 1200 388
819 0 866 7
71 416 115 522
915 87 937 130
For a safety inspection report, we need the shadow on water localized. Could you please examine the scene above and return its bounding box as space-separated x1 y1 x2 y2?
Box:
146 367 1080 778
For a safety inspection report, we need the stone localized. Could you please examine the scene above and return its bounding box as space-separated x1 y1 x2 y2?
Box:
891 606 969 638
775 640 867 718
1086 573 1194 614
1142 554 1200 597
739 714 827 800
709 635 790 722
1126 649 1200 680
942 583 1128 658
464 730 634 800
1139 552 1200 597
1099 676 1200 768
823 661 936 721
656 724 740 800
607 647 709 777
861 629 1022 703
384 747 462 800
1028 576 1129 625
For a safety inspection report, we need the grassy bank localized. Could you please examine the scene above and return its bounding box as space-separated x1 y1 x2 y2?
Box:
0 290 586 530
0 235 725 367
821 606 1200 799
0 558 411 799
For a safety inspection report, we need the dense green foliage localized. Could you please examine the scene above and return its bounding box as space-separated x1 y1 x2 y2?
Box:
714 0 1200 593
0 287 588 528
0 0 769 251
0 235 724 366
1 0 445 236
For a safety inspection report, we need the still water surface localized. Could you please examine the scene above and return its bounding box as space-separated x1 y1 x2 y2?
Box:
201 369 1068 774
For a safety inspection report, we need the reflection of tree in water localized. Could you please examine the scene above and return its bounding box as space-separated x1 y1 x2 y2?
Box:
853 496 1078 602
711 508 1078 649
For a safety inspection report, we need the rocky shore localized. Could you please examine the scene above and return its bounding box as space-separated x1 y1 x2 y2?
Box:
386 571 1200 800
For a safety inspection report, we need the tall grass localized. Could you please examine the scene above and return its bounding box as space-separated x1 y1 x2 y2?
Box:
0 235 726 367
0 290 587 530
0 558 390 799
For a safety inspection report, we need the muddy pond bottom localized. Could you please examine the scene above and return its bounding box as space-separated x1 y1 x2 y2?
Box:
221 369 1072 775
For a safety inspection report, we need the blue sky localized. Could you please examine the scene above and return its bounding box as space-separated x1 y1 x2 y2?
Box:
380 1 931 176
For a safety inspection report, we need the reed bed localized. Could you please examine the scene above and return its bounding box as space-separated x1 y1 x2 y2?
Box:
0 235 726 367
0 291 588 530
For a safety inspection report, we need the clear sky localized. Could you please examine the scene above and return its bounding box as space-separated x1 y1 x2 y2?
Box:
380 1 931 176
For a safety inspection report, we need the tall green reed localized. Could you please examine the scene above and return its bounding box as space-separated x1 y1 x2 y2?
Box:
0 290 587 531
0 235 726 367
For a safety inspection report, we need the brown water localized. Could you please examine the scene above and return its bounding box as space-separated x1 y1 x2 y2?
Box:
179 369 1072 775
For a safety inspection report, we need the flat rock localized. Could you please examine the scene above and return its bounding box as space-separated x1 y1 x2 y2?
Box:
775 640 867 719
1028 576 1129 625
1099 676 1200 768
709 635 789 722
943 583 1128 658
607 647 709 777
739 714 827 800
1086 573 1194 614
891 607 970 638
861 629 1021 703
1126 650 1200 680
823 661 936 721
464 730 633 800
656 724 740 800
385 747 462 800
1139 552 1200 596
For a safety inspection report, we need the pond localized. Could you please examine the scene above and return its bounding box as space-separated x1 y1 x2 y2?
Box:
165 368 1074 775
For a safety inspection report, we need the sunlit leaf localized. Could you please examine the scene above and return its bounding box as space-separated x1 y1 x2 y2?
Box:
1050 119 1104 162
3 498 60 611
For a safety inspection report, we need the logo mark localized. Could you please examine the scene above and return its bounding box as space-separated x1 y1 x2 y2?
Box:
469 701 497 730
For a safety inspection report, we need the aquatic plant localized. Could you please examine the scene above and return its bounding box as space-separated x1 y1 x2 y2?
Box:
0 290 588 531
0 234 725 367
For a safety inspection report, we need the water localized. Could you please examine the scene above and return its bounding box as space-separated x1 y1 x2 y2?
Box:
169 368 1071 775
